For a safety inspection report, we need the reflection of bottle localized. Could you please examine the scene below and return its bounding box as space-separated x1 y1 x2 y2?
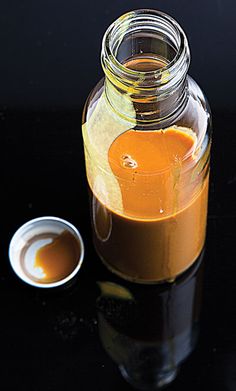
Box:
82 9 212 283
96 252 204 390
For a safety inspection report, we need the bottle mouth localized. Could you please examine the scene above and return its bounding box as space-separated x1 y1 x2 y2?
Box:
101 9 190 93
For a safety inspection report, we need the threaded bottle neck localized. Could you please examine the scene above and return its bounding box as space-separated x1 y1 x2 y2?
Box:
101 9 190 123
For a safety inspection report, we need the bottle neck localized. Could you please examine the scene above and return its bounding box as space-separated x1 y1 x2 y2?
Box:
101 9 190 125
104 73 188 124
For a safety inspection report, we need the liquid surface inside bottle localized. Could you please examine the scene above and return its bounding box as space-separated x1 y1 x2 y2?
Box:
124 54 168 72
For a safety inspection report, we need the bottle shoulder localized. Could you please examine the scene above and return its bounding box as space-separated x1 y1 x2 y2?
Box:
82 78 105 125
175 76 212 146
82 75 212 148
187 76 211 115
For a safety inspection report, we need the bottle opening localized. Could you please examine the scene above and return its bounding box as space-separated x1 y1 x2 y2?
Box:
101 9 190 91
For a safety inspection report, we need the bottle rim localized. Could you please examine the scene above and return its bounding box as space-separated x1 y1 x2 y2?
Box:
101 9 190 93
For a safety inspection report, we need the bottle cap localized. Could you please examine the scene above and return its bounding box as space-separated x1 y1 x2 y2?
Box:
9 216 84 288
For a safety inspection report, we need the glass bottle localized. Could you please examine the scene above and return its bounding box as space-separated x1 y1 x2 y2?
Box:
82 9 212 283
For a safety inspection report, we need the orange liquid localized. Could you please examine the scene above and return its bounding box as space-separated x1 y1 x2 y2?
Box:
92 128 209 282
34 230 80 283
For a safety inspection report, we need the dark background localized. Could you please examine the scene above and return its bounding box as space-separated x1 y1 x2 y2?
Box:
1 1 236 391
0 0 236 111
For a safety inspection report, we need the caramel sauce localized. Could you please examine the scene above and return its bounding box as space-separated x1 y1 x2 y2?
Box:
91 127 208 282
108 128 196 219
124 54 168 71
34 230 80 283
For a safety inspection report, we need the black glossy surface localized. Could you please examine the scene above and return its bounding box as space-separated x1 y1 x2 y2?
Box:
1 109 236 390
1 1 236 389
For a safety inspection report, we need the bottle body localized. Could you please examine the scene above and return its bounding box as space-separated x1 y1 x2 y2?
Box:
82 10 211 283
